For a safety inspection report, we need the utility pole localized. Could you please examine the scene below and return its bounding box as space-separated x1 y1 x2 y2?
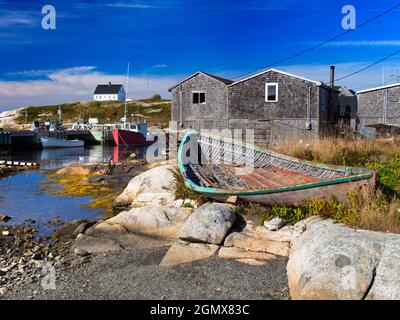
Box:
382 66 385 85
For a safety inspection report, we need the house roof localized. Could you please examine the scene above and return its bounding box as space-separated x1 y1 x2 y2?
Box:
356 82 400 95
168 71 233 91
94 84 123 94
229 68 323 87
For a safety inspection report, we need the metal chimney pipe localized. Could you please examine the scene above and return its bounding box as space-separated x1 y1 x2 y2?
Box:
330 65 335 89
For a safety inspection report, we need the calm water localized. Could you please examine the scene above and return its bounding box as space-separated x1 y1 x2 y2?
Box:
0 145 147 237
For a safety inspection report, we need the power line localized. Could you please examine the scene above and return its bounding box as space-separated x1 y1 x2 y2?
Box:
229 2 400 81
334 48 400 82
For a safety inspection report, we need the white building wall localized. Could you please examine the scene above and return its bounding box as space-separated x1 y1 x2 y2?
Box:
93 86 126 102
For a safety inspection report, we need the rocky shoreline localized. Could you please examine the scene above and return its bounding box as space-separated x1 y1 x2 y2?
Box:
2 161 400 300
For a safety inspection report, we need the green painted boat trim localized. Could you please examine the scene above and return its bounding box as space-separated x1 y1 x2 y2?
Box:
178 131 374 196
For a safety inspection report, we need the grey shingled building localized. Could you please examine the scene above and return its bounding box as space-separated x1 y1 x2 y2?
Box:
169 69 339 146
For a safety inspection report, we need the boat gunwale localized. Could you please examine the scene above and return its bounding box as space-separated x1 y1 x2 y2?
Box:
178 131 374 196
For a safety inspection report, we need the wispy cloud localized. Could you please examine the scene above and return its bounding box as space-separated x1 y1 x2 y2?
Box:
0 66 180 111
0 11 37 27
152 64 168 69
325 40 400 47
105 3 155 9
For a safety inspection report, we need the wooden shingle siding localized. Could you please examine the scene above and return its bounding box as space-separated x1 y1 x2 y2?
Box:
357 85 400 128
170 69 338 147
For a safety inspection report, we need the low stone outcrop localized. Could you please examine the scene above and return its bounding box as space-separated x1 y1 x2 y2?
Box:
179 203 236 245
56 164 101 176
100 205 192 239
73 234 123 254
218 247 276 266
114 165 176 208
159 240 219 267
224 225 293 257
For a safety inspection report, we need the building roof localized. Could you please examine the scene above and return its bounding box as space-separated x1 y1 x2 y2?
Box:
168 71 233 91
356 82 400 95
229 68 323 87
94 83 123 94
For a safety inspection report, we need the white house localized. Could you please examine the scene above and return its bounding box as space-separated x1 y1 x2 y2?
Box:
93 82 126 102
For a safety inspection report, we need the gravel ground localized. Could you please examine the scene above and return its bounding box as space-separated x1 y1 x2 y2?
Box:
6 246 290 300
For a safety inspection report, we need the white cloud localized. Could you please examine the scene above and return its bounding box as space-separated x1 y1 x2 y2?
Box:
0 66 180 111
325 40 400 47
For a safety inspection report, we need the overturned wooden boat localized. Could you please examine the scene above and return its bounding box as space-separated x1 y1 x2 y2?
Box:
178 132 374 206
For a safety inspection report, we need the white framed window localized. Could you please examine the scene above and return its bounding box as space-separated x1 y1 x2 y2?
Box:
265 83 278 102
192 91 206 104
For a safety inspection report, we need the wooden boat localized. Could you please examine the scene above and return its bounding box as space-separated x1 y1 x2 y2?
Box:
178 132 375 206
41 137 84 149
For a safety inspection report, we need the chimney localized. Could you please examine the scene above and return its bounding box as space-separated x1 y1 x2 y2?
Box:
108 81 112 86
330 65 335 89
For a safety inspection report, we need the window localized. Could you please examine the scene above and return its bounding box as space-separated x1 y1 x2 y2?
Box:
192 92 206 104
265 83 278 102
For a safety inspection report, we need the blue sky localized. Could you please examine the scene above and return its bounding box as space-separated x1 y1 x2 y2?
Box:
0 0 400 110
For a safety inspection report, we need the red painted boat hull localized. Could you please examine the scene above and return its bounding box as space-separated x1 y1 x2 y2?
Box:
112 129 154 147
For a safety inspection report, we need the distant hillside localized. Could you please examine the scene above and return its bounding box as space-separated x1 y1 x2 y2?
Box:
13 97 171 129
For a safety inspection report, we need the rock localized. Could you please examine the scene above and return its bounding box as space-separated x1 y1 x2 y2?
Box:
73 234 122 254
72 221 95 238
174 199 184 208
53 219 91 240
224 226 293 257
0 214 11 222
226 196 238 204
56 164 94 176
287 219 386 300
105 205 192 238
115 165 177 207
160 240 219 267
218 247 276 262
74 247 89 256
366 234 400 300
264 217 286 231
91 222 128 237
179 203 236 245
129 152 137 160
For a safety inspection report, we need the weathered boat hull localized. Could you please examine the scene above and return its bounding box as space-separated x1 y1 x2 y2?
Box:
197 178 374 206
112 129 154 147
178 132 375 206
41 137 84 149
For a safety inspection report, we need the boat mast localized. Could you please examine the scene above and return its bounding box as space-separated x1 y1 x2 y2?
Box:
124 62 130 129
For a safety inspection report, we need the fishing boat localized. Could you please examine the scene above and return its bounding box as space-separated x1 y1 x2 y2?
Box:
112 122 156 147
41 137 84 149
178 132 375 206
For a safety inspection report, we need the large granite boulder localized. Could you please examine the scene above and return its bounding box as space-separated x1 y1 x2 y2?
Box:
115 165 176 208
287 219 387 300
179 203 236 245
366 234 400 300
